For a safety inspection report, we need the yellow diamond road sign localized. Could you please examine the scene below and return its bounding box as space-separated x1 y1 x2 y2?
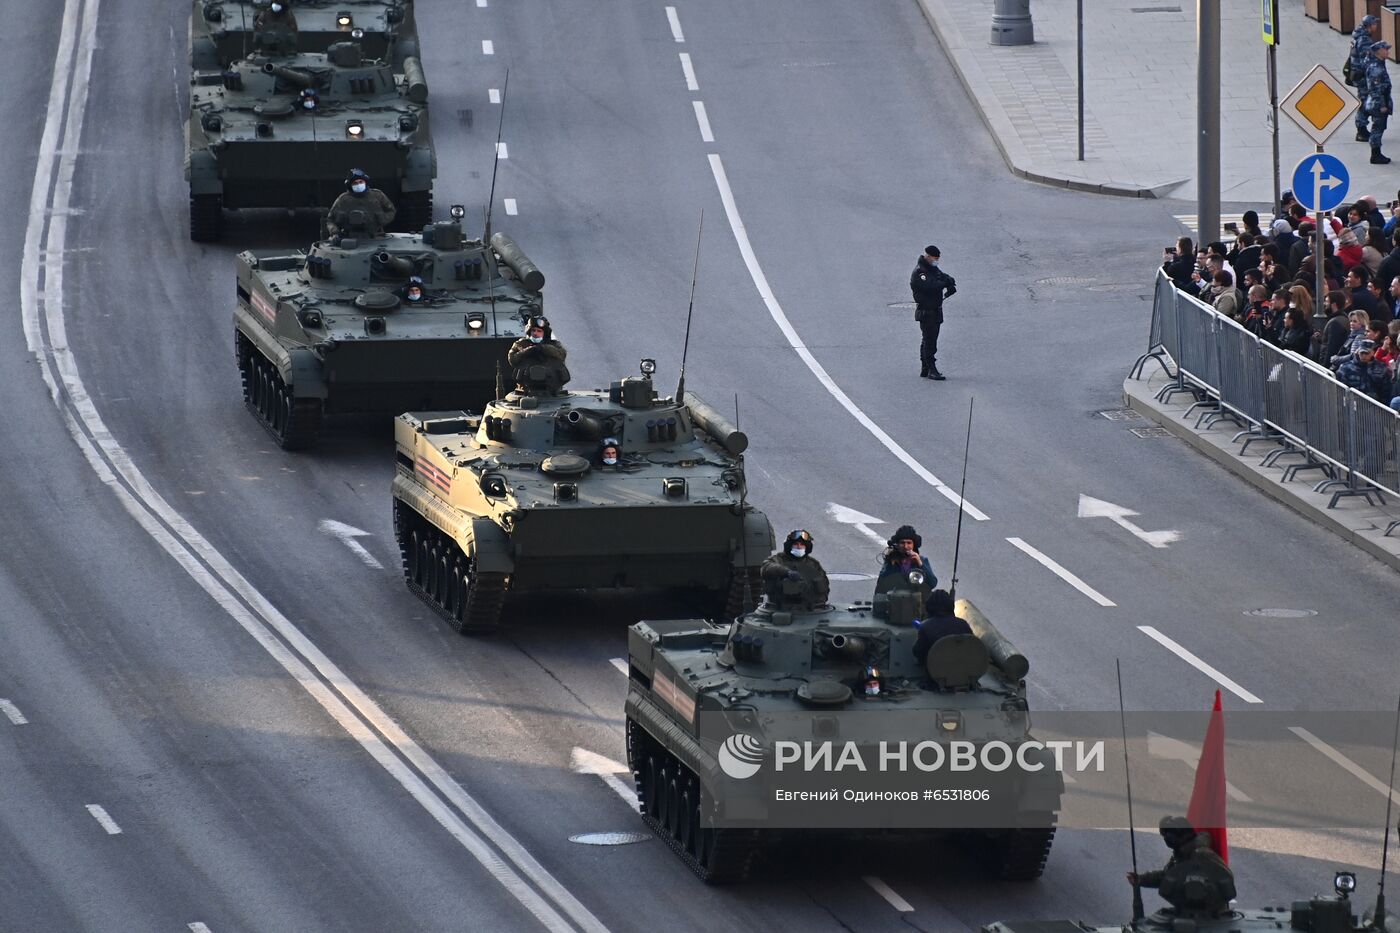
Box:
1281 64 1359 145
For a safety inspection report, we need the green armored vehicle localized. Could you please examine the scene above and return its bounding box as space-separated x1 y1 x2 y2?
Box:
187 40 433 241
190 0 419 72
983 868 1399 933
234 209 543 448
390 361 774 634
625 568 1063 882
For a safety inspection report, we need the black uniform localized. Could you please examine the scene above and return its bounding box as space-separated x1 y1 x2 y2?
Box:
910 256 956 377
912 611 973 666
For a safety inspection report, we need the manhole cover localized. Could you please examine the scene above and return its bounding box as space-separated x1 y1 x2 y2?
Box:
1098 408 1144 421
1131 426 1173 438
568 832 651 846
886 301 916 310
829 571 876 582
1036 275 1095 286
1086 282 1147 292
1243 608 1318 619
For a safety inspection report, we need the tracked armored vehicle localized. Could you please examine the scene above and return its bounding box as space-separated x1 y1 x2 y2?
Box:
983 870 1399 933
190 0 419 72
625 573 1062 883
234 211 543 448
390 362 774 634
187 40 433 241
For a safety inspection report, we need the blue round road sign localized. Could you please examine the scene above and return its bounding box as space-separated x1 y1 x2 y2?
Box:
1292 153 1350 213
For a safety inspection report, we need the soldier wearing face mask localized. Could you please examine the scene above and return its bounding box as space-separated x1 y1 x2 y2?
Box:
325 168 396 238
760 530 829 609
598 437 622 469
507 316 569 393
402 275 426 304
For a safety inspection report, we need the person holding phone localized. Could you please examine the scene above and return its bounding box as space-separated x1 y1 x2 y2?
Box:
1162 236 1194 290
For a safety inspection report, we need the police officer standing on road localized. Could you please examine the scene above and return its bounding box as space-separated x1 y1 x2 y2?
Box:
1352 15 1381 142
326 168 397 237
1366 41 1393 165
910 245 956 380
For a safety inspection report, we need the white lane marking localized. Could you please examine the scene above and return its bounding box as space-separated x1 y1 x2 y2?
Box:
317 519 384 570
665 6 685 42
863 876 914 912
571 748 640 813
188 924 212 933
609 657 629 676
489 88 501 104
476 0 487 6
1290 727 1400 805
497 142 510 159
482 39 495 55
1077 494 1182 549
692 101 714 142
1004 537 1115 607
0 699 28 725
26 3 606 930
706 154 989 522
85 805 121 835
679 52 698 91
1145 733 1252 802
504 198 518 215
826 501 887 547
1137 627 1263 704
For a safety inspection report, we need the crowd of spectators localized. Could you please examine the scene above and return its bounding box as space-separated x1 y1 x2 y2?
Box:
1160 193 1400 412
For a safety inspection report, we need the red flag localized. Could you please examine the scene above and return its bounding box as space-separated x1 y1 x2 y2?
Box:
1187 689 1228 864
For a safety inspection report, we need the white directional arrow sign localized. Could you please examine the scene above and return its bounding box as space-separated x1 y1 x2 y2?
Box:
1147 733 1251 802
570 747 639 812
1077 495 1182 549
318 519 384 569
826 502 887 546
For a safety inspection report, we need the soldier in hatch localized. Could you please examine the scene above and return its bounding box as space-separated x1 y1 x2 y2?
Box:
507 316 569 394
253 0 299 54
760 530 829 609
326 168 397 238
1126 815 1236 919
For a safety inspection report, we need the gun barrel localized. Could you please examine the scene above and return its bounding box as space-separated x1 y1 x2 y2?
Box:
261 62 315 87
829 633 866 658
489 232 546 292
401 56 429 104
564 408 605 440
682 393 748 456
374 250 416 277
954 598 1029 680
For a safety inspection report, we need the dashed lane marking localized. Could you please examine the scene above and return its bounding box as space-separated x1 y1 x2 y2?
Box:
665 6 684 41
504 198 518 215
1005 537 1115 607
1137 627 1263 704
679 52 698 91
609 658 628 676
0 699 28 725
1289 727 1400 805
85 805 121 835
863 876 914 912
692 101 714 142
497 142 509 159
489 88 501 104
482 39 495 55
188 924 213 933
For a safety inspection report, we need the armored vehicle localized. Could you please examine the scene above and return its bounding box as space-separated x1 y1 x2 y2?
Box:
190 0 419 72
625 574 1062 882
982 870 1399 933
234 211 543 448
390 363 774 634
187 41 433 241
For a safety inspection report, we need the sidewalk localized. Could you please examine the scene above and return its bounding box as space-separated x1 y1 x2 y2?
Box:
1124 367 1400 572
918 0 1400 202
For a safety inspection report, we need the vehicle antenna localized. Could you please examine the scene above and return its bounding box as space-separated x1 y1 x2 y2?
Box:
947 396 974 600
675 210 703 403
495 359 504 403
1373 691 1400 924
484 69 509 241
1118 659 1145 922
239 2 248 63
734 393 753 613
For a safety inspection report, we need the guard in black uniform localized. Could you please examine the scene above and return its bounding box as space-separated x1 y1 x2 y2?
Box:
910 245 957 380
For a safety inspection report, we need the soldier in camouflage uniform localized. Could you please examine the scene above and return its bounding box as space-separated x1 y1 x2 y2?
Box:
760 530 830 609
253 1 299 55
1127 816 1236 920
1366 41 1393 164
326 168 397 237
1352 15 1381 141
507 316 570 394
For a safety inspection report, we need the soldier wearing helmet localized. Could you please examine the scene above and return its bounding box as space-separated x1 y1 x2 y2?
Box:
1126 816 1235 918
254 0 299 54
325 168 396 238
507 316 569 394
878 524 937 586
402 275 427 303
760 530 829 609
598 436 622 469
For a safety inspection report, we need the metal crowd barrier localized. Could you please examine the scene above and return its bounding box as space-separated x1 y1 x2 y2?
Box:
1133 269 1399 512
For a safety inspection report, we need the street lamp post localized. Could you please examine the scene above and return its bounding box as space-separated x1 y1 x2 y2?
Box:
991 0 1034 46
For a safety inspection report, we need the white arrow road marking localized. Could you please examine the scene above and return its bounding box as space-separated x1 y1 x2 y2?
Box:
318 520 384 569
86 805 121 835
571 747 640 812
863 876 914 912
1077 495 1182 548
1146 733 1252 801
826 502 887 547
1289 727 1400 806
1137 627 1263 704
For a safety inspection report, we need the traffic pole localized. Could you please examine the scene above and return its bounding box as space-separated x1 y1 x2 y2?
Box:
1269 43 1281 216
1197 0 1221 245
1315 146 1325 323
1077 0 1085 161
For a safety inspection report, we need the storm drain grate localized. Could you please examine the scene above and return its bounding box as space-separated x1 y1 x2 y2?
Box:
1131 426 1174 438
569 832 651 846
1036 275 1095 286
1098 409 1144 422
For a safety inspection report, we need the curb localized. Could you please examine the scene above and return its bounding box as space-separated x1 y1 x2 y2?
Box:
1122 373 1400 574
913 0 1182 200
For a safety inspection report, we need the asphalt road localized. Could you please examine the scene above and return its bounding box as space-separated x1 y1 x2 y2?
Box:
4 0 1399 930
